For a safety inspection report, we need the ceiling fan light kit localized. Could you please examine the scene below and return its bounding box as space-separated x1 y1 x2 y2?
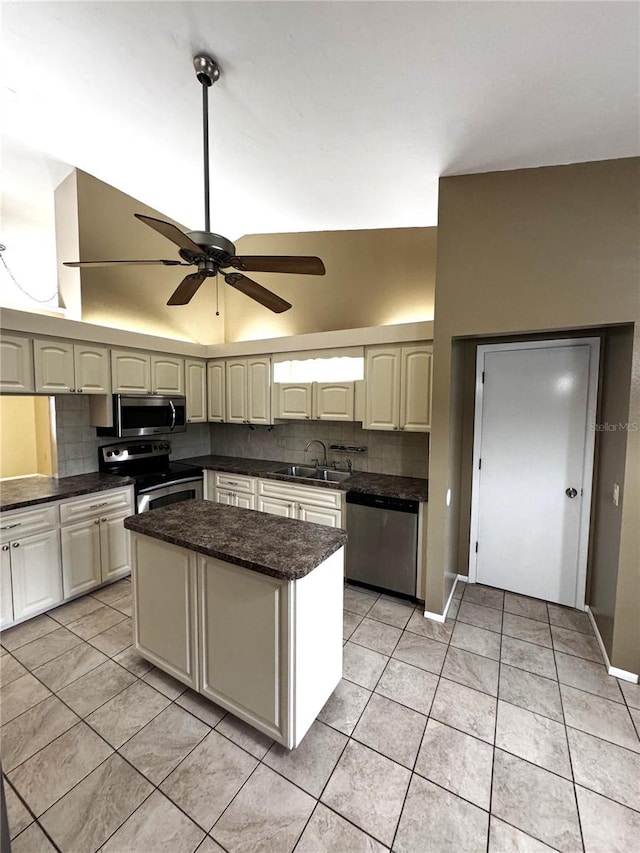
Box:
64 53 325 313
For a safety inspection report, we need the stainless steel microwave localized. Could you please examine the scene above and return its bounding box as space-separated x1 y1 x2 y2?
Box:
97 394 187 438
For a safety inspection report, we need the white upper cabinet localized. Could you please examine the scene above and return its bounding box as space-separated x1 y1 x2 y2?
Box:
365 344 432 431
275 383 312 420
151 354 184 395
207 360 226 422
111 350 183 395
314 382 354 421
0 335 34 393
400 346 432 432
34 339 110 394
185 359 207 423
111 350 152 393
364 347 402 430
225 357 271 425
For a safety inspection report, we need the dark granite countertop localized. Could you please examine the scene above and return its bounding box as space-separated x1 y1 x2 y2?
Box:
124 499 347 581
0 473 134 512
180 455 428 501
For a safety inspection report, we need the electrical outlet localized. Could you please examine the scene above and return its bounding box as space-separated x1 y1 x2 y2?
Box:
276 438 286 449
613 483 620 507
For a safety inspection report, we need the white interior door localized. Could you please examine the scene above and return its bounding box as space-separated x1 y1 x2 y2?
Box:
471 340 598 607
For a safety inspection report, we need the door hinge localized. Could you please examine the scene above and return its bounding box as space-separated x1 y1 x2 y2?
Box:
482 371 485 384
478 458 482 470
475 541 478 553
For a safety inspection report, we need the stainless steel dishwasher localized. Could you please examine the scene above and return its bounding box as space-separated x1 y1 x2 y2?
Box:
345 492 418 597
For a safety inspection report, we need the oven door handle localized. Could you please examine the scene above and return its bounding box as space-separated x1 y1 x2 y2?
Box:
138 476 203 492
169 399 176 432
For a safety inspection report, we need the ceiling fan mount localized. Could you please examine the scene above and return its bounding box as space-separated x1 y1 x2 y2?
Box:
64 51 325 314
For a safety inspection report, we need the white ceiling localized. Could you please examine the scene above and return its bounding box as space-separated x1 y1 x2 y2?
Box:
2 1 639 244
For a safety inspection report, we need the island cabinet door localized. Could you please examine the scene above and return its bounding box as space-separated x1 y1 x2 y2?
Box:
198 556 290 744
132 535 198 689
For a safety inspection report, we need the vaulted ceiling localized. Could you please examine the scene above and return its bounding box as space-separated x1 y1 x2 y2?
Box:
2 1 638 242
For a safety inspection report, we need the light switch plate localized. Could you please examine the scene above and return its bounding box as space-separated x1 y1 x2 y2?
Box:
613 483 620 506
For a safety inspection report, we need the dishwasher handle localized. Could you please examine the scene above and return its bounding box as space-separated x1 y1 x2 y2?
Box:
346 491 419 514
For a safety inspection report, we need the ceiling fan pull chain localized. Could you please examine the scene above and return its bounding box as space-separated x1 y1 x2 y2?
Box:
215 272 220 316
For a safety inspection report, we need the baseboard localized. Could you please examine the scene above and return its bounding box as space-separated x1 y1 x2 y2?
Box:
585 605 639 685
423 574 467 623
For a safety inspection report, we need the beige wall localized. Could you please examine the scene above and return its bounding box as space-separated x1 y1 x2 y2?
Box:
429 157 640 673
225 228 436 342
0 397 39 478
55 170 225 344
34 396 54 477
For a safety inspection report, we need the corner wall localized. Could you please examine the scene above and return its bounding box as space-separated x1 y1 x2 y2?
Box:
428 158 640 673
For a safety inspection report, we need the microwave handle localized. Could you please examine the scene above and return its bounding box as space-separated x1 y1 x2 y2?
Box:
169 399 176 432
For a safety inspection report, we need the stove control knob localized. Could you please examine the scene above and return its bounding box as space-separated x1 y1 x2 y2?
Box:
106 451 112 457
113 449 121 455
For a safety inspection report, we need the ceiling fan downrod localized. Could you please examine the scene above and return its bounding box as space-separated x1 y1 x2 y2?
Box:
193 54 220 234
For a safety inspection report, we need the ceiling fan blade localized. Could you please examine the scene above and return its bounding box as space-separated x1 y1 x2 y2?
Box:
224 272 292 313
167 272 208 305
63 259 189 268
227 256 326 275
134 214 205 256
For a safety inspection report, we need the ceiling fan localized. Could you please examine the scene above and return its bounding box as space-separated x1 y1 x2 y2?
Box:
64 54 325 313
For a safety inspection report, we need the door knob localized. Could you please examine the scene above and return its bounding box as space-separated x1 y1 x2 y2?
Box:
565 487 578 498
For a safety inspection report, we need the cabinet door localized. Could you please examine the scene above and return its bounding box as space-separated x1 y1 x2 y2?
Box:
133 535 198 689
400 346 432 432
314 383 354 421
0 335 34 393
275 384 312 420
1 546 14 628
61 519 102 598
247 358 271 424
111 350 151 393
34 339 75 393
226 360 247 423
297 503 342 528
364 347 401 430
11 530 62 620
100 511 132 583
151 355 184 395
214 489 235 506
199 556 289 739
207 360 226 422
185 360 207 423
74 344 111 394
258 496 296 518
234 493 256 511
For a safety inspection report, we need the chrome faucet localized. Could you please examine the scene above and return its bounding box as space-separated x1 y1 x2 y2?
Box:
304 440 328 468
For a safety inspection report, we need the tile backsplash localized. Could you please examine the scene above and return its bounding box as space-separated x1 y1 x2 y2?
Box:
209 421 429 478
53 396 428 479
54 395 211 478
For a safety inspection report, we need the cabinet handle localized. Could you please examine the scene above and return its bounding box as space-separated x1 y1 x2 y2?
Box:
2 545 8 551
393 425 398 430
90 502 109 509
101 517 107 522
0 523 21 531
12 542 19 548
94 519 100 525
70 387 75 393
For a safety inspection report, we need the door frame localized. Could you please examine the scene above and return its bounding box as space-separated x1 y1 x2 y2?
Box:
468 337 600 609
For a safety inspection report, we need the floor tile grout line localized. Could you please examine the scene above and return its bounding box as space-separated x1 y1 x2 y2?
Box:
2 774 63 853
485 600 504 853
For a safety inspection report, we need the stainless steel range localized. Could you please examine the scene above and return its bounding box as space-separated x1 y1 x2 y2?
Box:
98 441 203 513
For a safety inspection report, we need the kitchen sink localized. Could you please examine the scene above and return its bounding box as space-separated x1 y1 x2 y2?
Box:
274 465 319 478
314 469 351 483
273 465 351 483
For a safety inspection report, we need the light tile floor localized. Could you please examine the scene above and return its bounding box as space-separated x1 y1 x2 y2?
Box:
1 577 639 852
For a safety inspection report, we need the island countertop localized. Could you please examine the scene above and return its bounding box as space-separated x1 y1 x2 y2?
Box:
1 473 134 511
124 499 347 581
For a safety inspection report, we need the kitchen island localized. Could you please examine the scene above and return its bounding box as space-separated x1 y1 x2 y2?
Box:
124 500 346 749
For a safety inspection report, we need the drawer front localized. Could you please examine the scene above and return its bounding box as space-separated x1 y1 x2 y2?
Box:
60 488 133 525
0 504 57 542
214 473 257 495
258 478 342 509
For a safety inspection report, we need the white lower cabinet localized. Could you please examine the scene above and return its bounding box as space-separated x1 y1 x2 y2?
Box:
132 535 198 689
131 533 344 747
4 530 62 622
1 548 14 628
212 472 257 510
257 496 296 518
60 487 133 599
258 479 343 528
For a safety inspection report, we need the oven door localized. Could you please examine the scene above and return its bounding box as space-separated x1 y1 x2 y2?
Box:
136 478 203 513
